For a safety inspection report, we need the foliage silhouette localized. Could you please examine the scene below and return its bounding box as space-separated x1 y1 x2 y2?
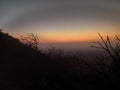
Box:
19 33 39 50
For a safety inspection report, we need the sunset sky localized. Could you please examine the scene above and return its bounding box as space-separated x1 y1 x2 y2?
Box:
0 0 120 47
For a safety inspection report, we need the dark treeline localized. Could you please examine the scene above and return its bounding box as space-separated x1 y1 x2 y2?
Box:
0 29 120 90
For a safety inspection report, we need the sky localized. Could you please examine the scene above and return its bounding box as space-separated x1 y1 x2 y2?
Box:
0 0 120 50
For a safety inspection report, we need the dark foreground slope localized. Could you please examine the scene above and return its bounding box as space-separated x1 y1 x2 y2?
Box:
0 31 119 90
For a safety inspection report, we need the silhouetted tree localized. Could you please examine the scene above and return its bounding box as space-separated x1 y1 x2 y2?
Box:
19 33 39 50
91 33 120 77
46 46 63 58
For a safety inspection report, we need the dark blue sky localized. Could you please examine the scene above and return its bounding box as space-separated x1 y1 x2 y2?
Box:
0 0 120 43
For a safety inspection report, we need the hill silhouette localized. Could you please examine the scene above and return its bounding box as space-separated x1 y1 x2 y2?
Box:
0 30 80 90
0 30 119 90
0 31 48 89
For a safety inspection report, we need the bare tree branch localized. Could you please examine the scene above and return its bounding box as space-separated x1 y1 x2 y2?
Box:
91 33 120 75
19 33 39 50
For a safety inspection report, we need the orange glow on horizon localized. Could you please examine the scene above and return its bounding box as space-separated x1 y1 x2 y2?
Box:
39 28 118 43
40 35 98 43
9 27 119 43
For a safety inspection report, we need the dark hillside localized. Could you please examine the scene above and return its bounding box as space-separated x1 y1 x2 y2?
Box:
0 30 119 90
0 31 47 88
0 31 78 90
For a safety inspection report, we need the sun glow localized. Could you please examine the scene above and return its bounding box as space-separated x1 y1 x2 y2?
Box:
38 28 118 43
9 26 120 44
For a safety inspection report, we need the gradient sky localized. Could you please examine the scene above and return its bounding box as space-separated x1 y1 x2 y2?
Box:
0 0 120 44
